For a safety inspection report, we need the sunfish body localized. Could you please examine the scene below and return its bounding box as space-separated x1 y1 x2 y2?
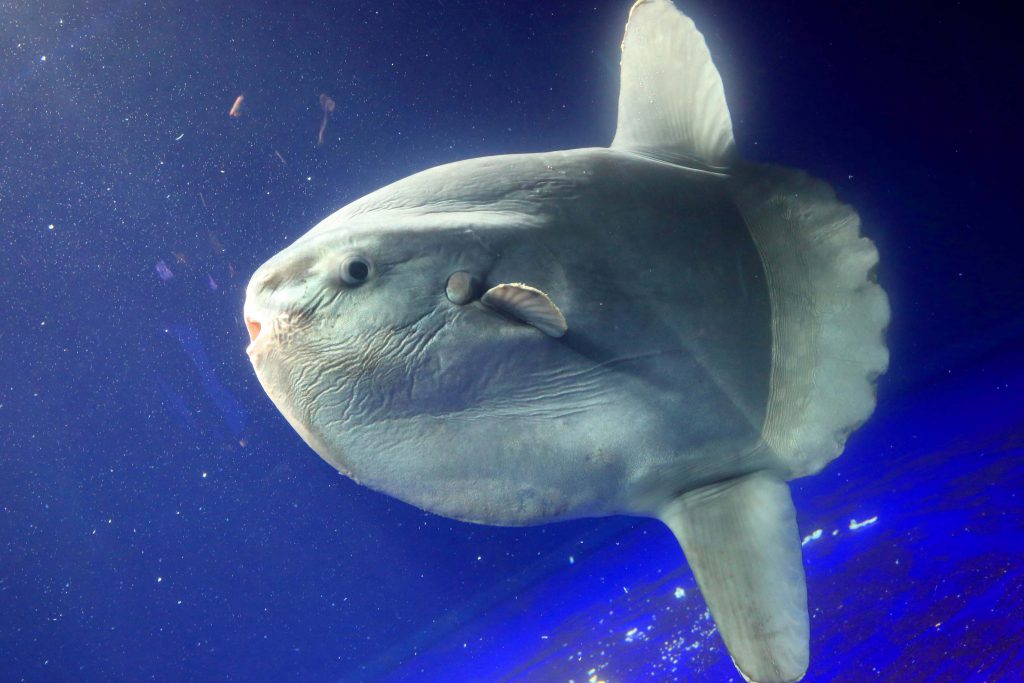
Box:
243 1 889 681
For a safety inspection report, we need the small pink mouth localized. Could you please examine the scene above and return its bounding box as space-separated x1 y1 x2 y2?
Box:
246 317 261 342
245 317 262 356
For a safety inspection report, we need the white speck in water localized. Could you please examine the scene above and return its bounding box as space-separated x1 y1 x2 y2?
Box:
801 528 824 546
625 626 647 643
849 516 878 530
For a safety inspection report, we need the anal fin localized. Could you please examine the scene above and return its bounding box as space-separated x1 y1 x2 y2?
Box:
660 472 809 683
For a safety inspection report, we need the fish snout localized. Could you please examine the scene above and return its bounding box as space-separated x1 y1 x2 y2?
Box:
244 311 265 356
244 278 275 356
245 317 262 344
245 315 262 344
244 264 286 356
243 247 323 354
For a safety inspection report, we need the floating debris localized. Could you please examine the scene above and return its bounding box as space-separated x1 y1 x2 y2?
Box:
317 93 335 146
155 260 174 282
624 626 648 643
229 94 244 117
801 528 824 546
849 515 878 530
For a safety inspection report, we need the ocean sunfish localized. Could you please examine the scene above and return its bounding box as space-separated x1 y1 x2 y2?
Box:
243 1 889 680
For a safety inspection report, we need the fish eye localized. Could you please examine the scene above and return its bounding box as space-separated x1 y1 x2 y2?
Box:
340 255 372 285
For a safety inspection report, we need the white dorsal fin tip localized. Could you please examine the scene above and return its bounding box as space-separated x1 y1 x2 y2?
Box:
481 283 567 338
612 0 735 169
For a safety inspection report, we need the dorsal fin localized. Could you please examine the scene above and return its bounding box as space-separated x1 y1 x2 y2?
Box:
611 0 735 170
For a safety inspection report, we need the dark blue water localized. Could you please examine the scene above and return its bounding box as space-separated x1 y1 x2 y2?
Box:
2 1 1021 682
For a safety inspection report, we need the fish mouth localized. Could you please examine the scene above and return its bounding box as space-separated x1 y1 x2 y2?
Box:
244 316 264 357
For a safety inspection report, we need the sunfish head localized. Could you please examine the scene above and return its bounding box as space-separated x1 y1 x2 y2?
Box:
243 153 628 523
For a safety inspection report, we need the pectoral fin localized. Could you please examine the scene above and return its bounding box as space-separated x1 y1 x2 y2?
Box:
660 472 809 683
481 283 567 338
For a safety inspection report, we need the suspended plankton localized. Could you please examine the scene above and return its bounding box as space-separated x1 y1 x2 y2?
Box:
317 93 335 147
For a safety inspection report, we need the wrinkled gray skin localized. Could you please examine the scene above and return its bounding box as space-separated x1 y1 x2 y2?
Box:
245 149 774 524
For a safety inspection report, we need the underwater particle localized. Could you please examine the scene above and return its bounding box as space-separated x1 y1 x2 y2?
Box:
674 587 686 599
47 224 54 230
207 274 218 291
175 133 184 141
317 93 335 146
155 260 174 281
229 94 244 117
208 231 225 253
625 626 647 643
801 528 823 546
274 150 287 165
849 515 878 530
